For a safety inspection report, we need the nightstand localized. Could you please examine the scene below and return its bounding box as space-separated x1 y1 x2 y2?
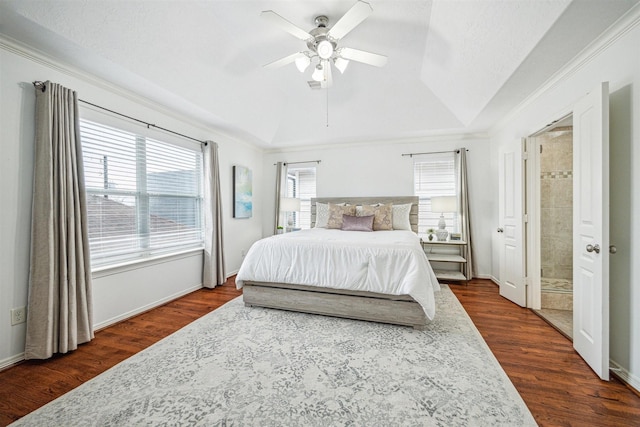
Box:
421 239 468 282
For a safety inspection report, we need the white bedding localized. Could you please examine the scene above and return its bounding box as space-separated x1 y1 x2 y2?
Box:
236 228 441 320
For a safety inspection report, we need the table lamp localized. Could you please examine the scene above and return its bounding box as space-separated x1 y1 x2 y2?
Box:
431 196 456 241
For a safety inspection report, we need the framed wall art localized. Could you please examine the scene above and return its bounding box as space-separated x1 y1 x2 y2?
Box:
233 165 252 218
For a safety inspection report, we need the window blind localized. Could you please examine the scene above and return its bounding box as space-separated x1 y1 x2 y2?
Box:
286 166 317 229
80 119 204 266
413 152 458 235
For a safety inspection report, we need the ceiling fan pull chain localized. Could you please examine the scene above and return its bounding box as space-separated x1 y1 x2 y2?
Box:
326 87 329 128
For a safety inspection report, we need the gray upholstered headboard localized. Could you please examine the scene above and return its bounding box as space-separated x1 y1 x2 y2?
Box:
310 196 420 234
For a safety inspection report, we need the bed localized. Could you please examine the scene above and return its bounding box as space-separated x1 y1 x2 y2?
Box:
236 196 440 329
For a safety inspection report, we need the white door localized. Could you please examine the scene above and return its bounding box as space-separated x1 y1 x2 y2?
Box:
498 139 526 306
573 82 610 380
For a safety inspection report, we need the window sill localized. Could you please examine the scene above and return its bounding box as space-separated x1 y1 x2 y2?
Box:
92 247 204 279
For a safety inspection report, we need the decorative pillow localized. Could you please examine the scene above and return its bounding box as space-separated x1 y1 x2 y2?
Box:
314 202 330 228
392 203 413 231
341 214 374 232
355 203 379 216
360 203 393 231
326 203 357 229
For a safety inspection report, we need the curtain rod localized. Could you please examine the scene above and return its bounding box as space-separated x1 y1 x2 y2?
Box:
401 149 468 158
32 81 208 146
273 160 322 166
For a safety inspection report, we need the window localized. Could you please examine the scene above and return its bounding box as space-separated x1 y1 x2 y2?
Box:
286 165 317 229
413 152 458 235
80 119 204 267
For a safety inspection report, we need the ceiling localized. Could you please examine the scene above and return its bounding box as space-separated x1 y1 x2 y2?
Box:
1 0 638 149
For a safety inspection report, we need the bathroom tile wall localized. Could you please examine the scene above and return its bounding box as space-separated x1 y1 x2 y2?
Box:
540 128 573 281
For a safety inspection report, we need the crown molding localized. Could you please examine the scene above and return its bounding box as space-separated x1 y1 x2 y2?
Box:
264 130 490 155
0 35 264 155
490 3 640 135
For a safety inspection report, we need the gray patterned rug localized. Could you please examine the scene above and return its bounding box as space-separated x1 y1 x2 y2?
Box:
13 286 536 426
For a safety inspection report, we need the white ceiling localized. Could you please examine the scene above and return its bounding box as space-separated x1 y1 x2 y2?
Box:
1 0 638 149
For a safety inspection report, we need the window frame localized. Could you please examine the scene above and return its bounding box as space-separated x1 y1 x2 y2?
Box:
80 119 205 268
286 165 317 230
413 152 459 236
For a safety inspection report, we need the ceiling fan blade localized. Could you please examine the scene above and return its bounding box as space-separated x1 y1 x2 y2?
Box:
261 10 314 41
339 47 388 67
264 52 305 69
327 0 373 40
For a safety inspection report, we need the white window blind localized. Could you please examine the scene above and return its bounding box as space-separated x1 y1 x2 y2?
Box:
286 166 317 229
413 152 458 235
80 119 204 266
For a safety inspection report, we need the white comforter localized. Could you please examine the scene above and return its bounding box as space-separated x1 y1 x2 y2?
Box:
236 228 441 320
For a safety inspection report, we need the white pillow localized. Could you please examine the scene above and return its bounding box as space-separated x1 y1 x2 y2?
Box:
314 202 330 228
392 203 413 231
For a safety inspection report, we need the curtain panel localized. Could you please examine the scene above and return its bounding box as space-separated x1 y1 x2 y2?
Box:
457 148 476 279
25 81 94 359
273 162 288 234
203 141 226 288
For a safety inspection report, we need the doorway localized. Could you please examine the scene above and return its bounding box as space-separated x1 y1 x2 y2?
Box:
531 118 574 339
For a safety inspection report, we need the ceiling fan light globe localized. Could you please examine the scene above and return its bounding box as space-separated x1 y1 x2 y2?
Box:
312 64 324 82
317 40 334 59
295 56 310 72
334 57 349 74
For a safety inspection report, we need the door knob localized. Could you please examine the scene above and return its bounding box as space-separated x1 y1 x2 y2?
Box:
609 245 617 254
497 228 504 233
586 244 600 254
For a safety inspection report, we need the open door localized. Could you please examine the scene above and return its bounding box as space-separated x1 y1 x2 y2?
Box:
498 139 526 306
573 82 610 380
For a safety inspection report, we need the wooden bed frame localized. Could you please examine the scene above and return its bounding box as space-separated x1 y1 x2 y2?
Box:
242 196 429 329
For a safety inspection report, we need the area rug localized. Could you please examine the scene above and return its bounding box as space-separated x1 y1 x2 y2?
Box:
12 285 536 426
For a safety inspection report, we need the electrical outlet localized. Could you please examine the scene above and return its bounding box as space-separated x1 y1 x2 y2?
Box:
11 306 26 326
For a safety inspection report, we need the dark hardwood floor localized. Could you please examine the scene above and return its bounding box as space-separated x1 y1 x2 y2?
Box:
1 278 638 426
450 279 640 427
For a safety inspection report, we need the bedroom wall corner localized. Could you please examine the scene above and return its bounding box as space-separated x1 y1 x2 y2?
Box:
0 39 264 365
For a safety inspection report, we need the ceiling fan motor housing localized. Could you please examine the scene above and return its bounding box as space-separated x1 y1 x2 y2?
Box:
308 18 337 59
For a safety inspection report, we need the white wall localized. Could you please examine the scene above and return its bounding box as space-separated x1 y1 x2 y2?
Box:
0 40 264 367
489 14 640 389
262 135 494 277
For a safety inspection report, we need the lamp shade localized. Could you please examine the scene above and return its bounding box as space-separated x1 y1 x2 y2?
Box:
312 64 324 82
295 55 310 73
431 196 456 213
281 197 301 212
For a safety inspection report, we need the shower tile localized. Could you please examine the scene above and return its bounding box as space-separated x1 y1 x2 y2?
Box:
555 207 573 237
541 239 554 266
541 208 553 236
556 266 573 280
552 180 573 208
540 142 553 172
541 181 552 208
555 237 573 267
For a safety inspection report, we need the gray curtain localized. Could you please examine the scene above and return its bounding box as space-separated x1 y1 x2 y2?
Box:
25 81 94 359
203 141 226 288
457 148 475 279
273 162 287 234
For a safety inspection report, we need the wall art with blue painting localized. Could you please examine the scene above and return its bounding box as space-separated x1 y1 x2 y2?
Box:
233 165 252 218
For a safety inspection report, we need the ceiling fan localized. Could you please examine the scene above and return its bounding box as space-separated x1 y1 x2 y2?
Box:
262 0 388 89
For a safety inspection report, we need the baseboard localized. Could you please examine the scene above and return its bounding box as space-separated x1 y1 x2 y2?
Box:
489 275 500 286
610 360 640 395
0 352 25 372
93 284 203 331
2 283 207 371
473 273 493 280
